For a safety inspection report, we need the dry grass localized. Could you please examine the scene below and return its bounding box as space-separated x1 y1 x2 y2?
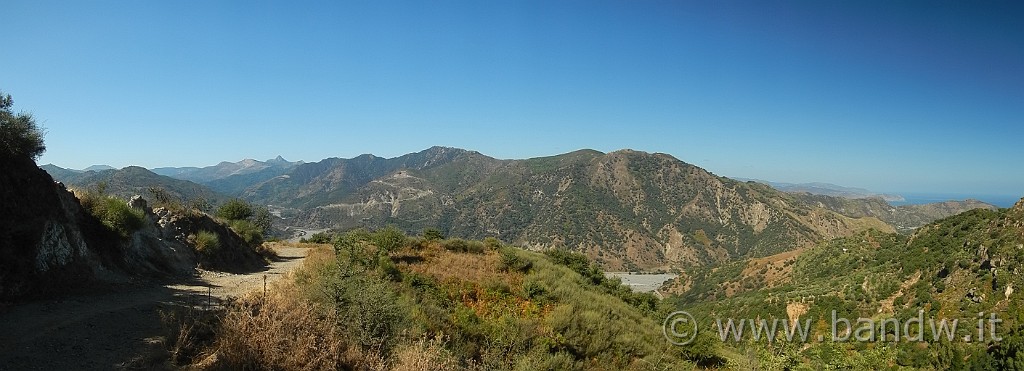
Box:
182 242 491 370
391 336 473 371
398 244 523 289
208 281 364 370
172 244 381 370
739 247 804 288
396 245 543 319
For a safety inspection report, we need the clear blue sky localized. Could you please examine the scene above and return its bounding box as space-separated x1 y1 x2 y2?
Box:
3 1 1022 197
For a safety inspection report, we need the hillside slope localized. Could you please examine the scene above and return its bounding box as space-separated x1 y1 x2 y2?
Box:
792 193 996 231
44 165 228 206
242 147 890 270
667 197 1024 369
153 156 302 196
174 231 726 370
734 178 904 201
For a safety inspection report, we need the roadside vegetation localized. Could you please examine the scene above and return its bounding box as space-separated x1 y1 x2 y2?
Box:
74 183 146 239
72 182 274 271
215 198 273 247
170 228 725 370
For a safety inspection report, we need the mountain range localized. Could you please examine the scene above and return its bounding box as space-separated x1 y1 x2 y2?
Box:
41 164 228 206
43 147 998 271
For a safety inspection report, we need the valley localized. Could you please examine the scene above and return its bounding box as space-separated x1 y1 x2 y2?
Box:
3 87 1019 370
5 1 1022 368
9 140 1024 369
43 147 996 274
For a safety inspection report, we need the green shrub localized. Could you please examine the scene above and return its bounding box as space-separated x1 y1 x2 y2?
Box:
78 192 145 238
466 240 485 254
372 226 407 253
193 230 220 256
441 238 485 254
522 279 547 299
229 219 263 246
422 228 445 241
0 92 45 161
216 198 254 221
215 198 272 244
322 272 407 353
378 254 402 282
300 232 332 244
442 238 468 252
100 197 145 238
483 237 502 250
544 249 603 284
499 248 533 273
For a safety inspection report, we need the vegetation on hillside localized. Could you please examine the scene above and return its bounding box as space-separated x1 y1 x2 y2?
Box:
668 199 1024 369
173 230 726 370
215 198 273 246
791 193 997 232
265 147 887 272
74 184 146 239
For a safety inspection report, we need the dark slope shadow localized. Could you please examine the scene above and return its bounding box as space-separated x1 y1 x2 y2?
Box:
0 273 232 370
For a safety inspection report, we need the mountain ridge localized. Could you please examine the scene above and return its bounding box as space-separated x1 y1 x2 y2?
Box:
151 155 303 184
47 147 1002 272
42 165 228 206
237 147 896 270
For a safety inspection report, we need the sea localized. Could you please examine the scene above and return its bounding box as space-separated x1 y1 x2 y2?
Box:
888 193 1021 208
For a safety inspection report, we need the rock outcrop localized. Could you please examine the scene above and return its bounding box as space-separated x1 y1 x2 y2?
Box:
0 156 119 298
1 155 265 299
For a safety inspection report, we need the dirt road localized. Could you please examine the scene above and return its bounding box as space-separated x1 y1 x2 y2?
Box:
0 245 309 370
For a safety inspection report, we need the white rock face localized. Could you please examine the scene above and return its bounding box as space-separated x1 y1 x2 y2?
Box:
35 221 88 272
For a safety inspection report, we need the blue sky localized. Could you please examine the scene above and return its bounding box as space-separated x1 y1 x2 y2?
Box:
3 1 1022 198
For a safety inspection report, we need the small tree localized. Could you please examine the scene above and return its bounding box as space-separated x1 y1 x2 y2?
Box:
216 198 254 221
251 205 273 234
371 226 407 254
0 91 46 161
422 228 445 241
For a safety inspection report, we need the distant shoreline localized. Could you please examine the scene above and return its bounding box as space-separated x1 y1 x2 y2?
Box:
889 194 1020 208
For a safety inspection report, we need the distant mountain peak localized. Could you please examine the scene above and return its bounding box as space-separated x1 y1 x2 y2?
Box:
608 148 639 155
151 156 304 184
83 164 115 172
420 146 470 157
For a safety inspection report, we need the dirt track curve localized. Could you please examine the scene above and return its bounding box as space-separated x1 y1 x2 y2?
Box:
0 245 309 370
